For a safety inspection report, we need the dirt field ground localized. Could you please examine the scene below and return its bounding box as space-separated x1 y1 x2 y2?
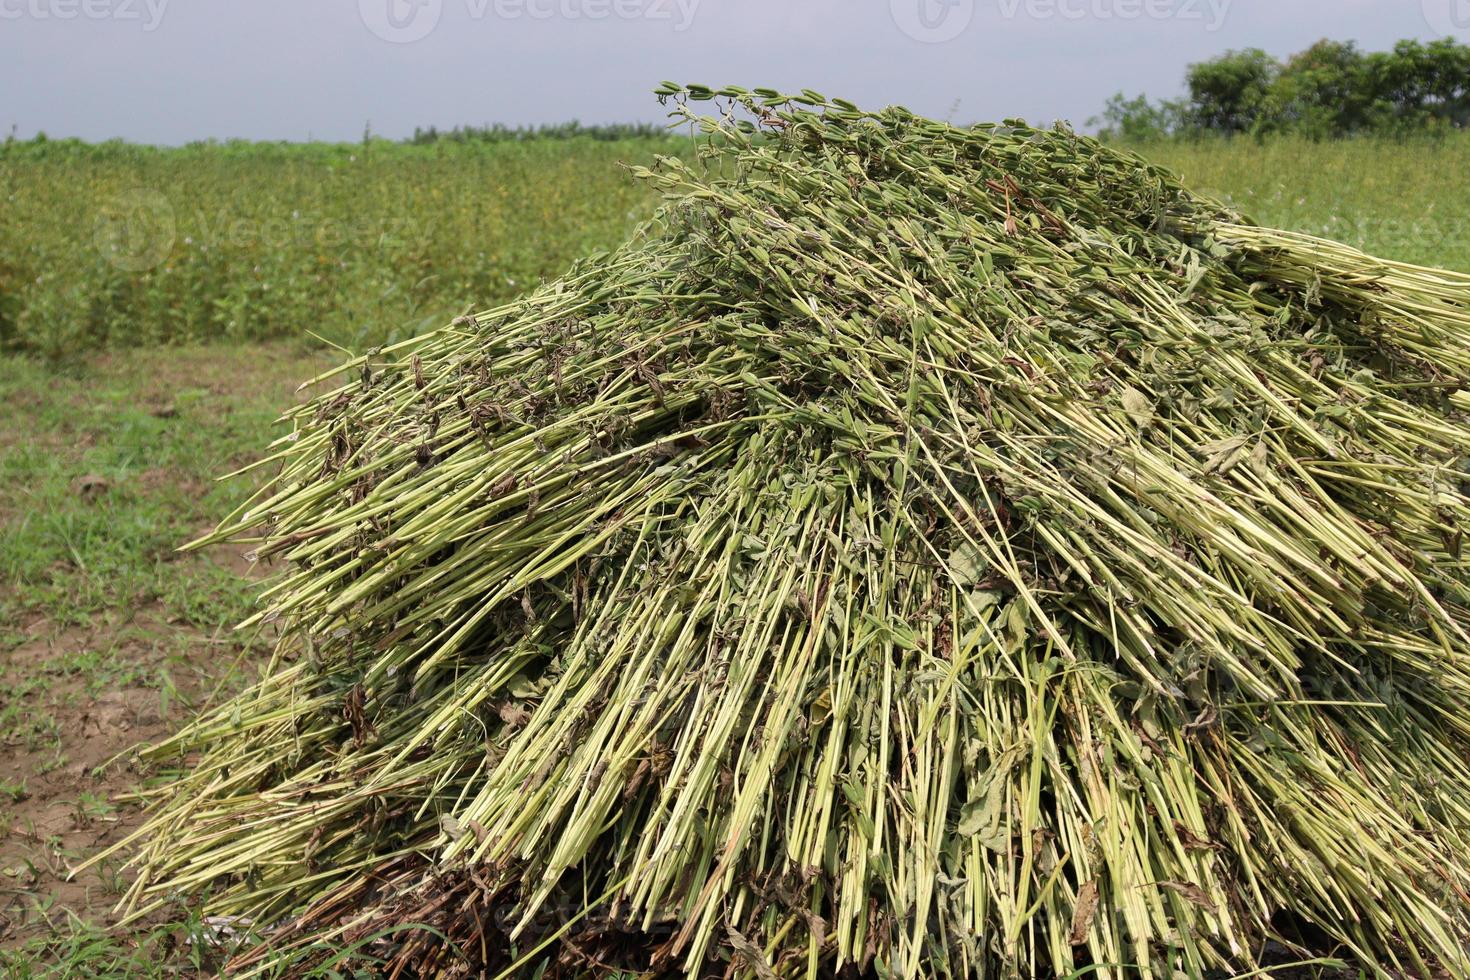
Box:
0 344 331 972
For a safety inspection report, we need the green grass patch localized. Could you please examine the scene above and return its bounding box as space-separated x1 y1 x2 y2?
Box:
1127 134 1470 272
0 346 321 628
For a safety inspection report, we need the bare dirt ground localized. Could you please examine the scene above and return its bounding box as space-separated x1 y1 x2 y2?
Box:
0 343 331 963
0 600 242 945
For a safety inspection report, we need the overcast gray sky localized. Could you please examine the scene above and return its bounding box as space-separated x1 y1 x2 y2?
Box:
2 0 1464 143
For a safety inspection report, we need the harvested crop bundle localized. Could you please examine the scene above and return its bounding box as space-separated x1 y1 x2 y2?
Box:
98 88 1470 978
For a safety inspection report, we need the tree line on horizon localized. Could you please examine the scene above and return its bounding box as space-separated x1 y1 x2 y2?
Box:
1093 38 1470 140
408 120 671 143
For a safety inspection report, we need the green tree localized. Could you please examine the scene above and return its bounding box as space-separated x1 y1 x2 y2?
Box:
1185 48 1280 134
1097 38 1470 140
1088 93 1185 141
1264 39 1372 138
1372 38 1470 130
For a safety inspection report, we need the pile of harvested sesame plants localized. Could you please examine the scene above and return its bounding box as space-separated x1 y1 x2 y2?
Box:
98 87 1470 978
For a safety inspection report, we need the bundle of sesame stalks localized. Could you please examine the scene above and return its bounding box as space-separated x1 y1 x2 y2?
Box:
95 87 1470 978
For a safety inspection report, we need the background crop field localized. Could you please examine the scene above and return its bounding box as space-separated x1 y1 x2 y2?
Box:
1134 134 1470 272
0 138 680 359
0 133 1464 973
4 132 1467 360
